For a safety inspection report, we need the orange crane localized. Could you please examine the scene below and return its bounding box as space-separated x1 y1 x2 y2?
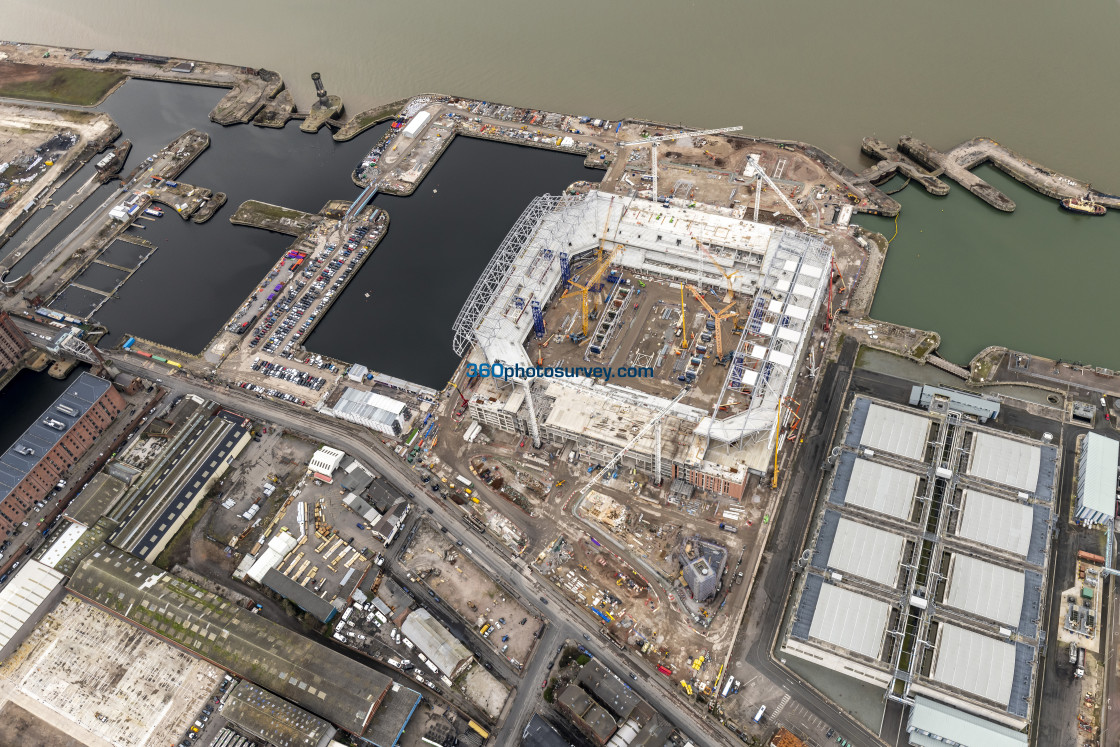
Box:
678 283 688 350
694 238 737 303
569 245 620 336
686 285 736 357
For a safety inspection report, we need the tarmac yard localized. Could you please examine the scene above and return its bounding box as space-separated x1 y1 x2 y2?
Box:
0 597 223 747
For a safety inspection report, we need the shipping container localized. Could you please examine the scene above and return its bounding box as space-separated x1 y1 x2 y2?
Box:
151 355 167 363
135 350 152 358
123 337 135 349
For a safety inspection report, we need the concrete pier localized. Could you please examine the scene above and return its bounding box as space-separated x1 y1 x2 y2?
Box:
898 136 1017 211
856 138 950 196
229 200 321 236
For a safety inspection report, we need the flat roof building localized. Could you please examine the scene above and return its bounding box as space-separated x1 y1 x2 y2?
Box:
1075 432 1118 525
967 433 1041 493
856 403 930 461
0 311 31 373
906 695 1027 747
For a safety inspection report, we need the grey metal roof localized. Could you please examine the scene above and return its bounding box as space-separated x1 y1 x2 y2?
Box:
0 372 111 496
859 402 930 461
363 681 421 747
578 658 641 721
907 695 1027 747
1077 432 1119 517
843 458 920 520
791 573 823 641
944 555 1024 627
826 518 906 587
261 568 338 623
956 490 1033 557
930 624 1015 706
400 608 472 677
910 385 1001 420
222 680 333 747
806 583 890 659
967 433 1040 492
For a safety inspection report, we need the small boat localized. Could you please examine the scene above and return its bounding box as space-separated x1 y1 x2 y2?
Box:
144 206 163 218
364 292 371 298
1060 196 1106 215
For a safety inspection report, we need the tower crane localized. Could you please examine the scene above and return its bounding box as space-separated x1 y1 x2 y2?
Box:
568 245 621 336
572 386 692 503
744 153 812 230
687 285 736 357
694 237 738 303
619 126 743 202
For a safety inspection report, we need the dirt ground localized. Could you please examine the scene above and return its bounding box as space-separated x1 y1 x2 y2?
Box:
0 701 86 747
400 519 538 665
457 665 508 721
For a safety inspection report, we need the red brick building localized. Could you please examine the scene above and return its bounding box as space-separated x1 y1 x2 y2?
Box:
0 372 125 536
0 312 31 374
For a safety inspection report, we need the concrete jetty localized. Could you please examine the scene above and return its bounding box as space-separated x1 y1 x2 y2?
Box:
898 136 1016 211
946 137 1120 209
856 138 950 196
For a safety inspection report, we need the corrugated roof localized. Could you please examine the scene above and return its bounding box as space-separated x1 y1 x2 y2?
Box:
844 458 919 520
859 403 929 461
827 519 906 587
1077 432 1119 516
261 568 338 623
0 372 112 497
931 624 1015 706
0 560 64 652
956 490 1033 557
222 681 333 747
400 608 472 677
944 555 1025 626
967 433 1040 492
907 695 1027 747
807 584 889 659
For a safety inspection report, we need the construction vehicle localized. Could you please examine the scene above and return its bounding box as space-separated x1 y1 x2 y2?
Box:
619 126 743 201
687 285 736 357
680 680 693 696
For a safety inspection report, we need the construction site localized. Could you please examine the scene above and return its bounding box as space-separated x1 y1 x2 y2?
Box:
457 188 835 500
398 518 539 669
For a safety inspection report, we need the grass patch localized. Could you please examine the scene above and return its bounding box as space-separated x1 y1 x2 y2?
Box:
0 62 124 106
232 199 311 223
912 333 938 359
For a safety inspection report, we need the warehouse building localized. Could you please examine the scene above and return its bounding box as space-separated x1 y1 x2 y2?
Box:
0 372 125 537
455 191 831 498
222 680 334 747
784 394 1059 731
400 608 473 678
67 545 417 738
0 311 31 373
0 559 66 660
309 446 346 482
1075 432 1119 525
328 388 412 437
906 695 1027 747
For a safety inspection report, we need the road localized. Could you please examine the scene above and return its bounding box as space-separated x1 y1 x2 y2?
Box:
109 354 730 746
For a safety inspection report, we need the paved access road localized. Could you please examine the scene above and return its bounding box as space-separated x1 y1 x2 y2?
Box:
110 354 730 746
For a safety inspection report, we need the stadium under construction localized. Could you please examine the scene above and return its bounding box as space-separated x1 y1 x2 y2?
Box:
452 189 832 498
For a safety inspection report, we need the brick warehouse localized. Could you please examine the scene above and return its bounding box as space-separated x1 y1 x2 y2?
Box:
0 312 31 374
0 373 125 536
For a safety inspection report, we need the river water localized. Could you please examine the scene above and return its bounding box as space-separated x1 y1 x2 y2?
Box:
4 1 1120 374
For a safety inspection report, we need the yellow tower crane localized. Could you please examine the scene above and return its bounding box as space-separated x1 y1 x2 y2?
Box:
771 398 782 489
569 245 620 336
694 238 738 304
686 285 736 357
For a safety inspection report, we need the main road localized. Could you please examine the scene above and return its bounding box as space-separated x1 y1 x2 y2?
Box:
109 354 732 746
